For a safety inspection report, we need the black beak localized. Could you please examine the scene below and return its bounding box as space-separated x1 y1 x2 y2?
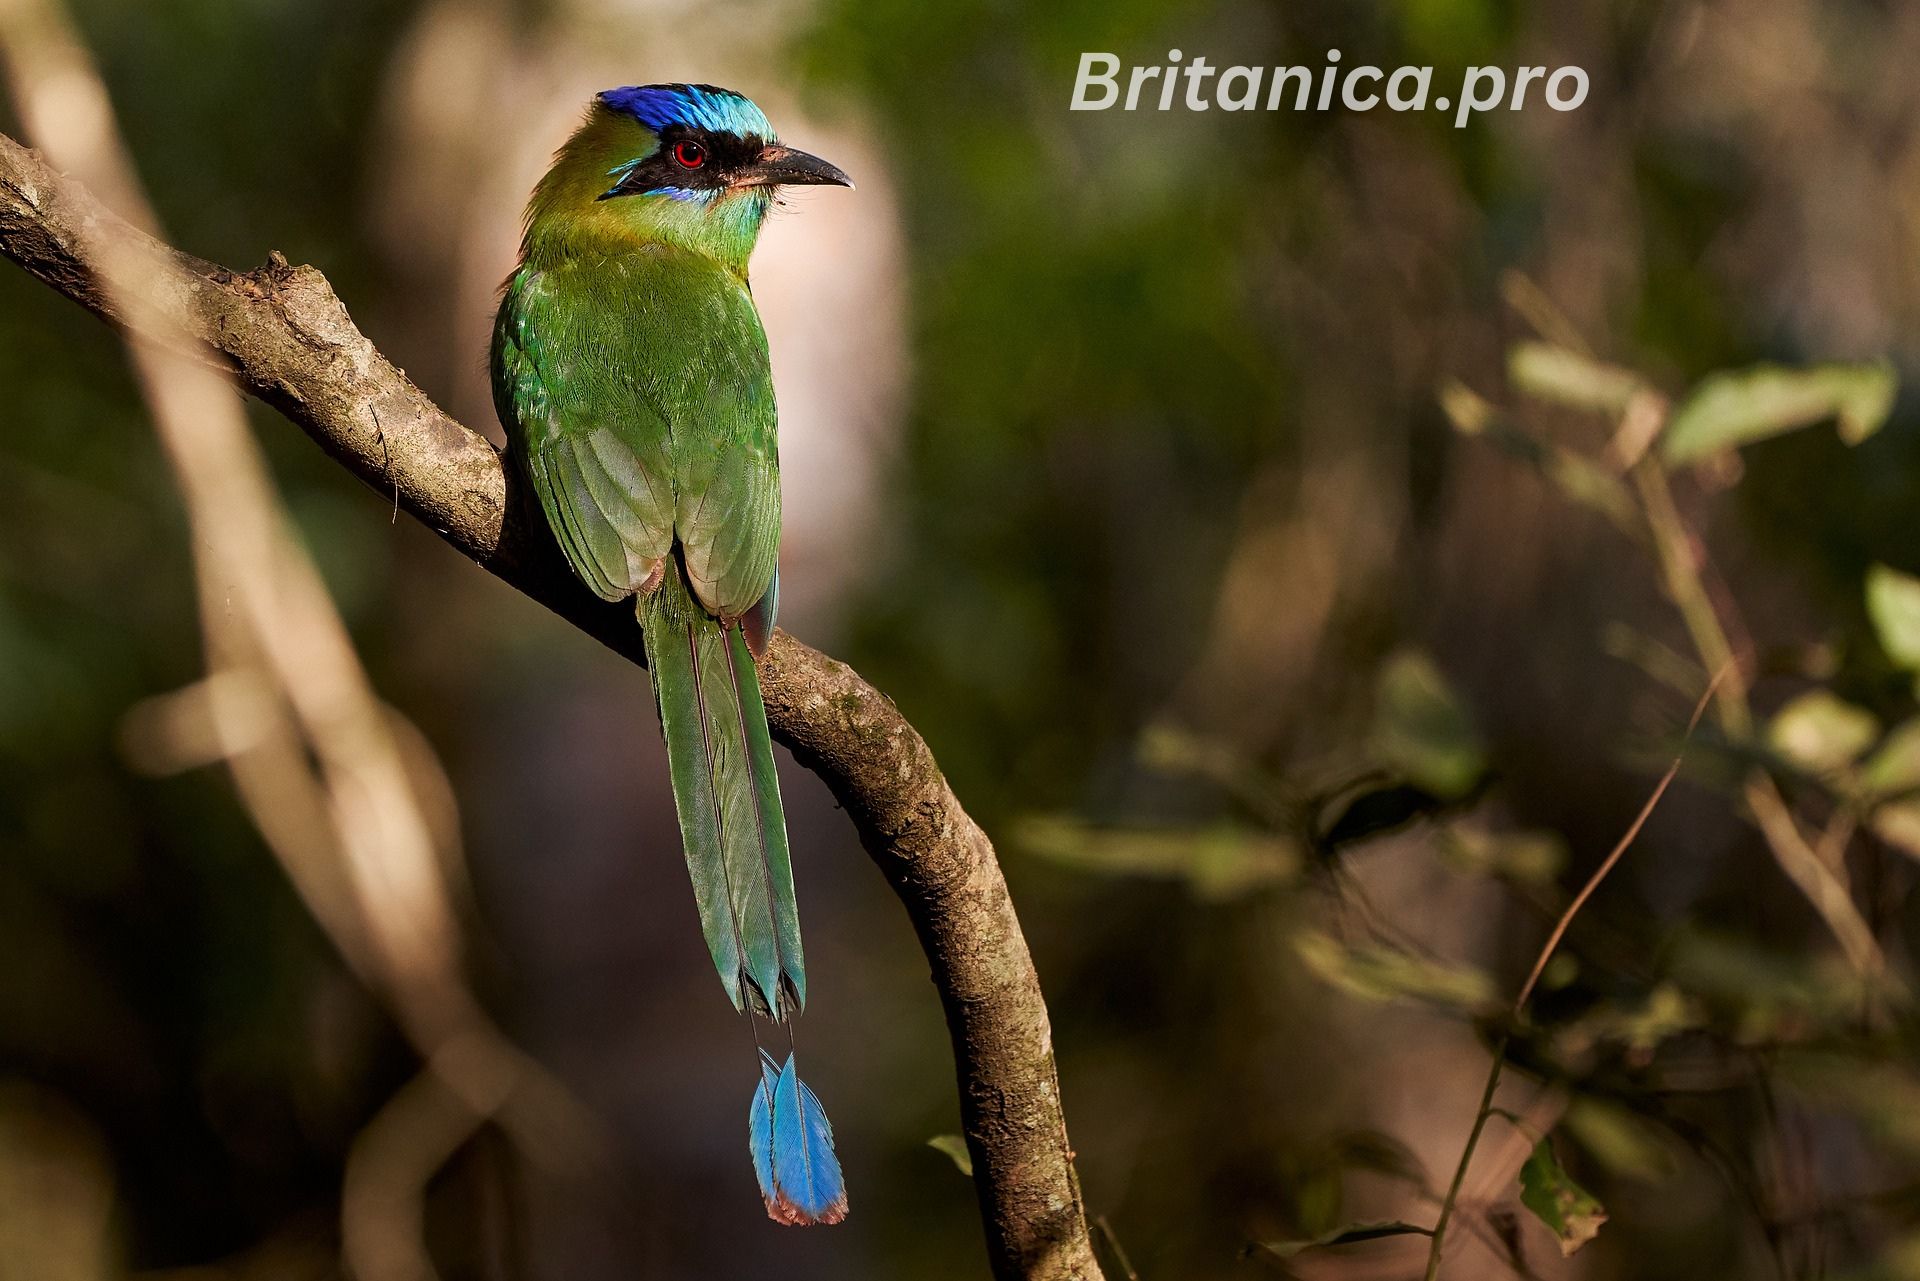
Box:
737 144 853 190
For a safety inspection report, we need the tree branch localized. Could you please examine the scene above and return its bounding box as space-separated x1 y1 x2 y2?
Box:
0 129 1101 1281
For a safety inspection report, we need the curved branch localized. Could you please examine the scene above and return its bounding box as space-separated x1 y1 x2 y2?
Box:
0 130 1101 1281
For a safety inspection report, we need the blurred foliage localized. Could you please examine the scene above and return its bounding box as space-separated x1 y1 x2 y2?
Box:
1001 326 1920 1275
1869 564 1920 678
1768 688 1879 776
1661 360 1896 463
1367 649 1487 802
1019 814 1301 900
1293 930 1499 1017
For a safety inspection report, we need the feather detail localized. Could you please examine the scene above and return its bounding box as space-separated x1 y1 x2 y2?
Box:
741 567 779 659
644 593 743 1009
722 622 804 1012
747 1052 847 1226
747 1049 780 1213
642 566 804 1017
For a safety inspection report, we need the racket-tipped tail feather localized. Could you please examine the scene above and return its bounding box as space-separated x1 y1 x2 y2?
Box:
747 1051 848 1226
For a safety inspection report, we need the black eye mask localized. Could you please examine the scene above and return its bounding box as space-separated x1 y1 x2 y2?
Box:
599 125 767 201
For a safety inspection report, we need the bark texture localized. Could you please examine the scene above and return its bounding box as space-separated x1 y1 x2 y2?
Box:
0 129 1102 1281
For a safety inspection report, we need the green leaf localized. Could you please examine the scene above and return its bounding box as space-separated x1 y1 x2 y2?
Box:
1563 1098 1677 1182
1507 342 1645 415
1519 1137 1608 1256
1862 718 1920 797
1860 719 1920 862
1253 1220 1432 1262
1441 823 1568 884
1015 816 1301 900
1551 985 1704 1070
927 1134 973 1177
1661 360 1896 463
1868 565 1920 671
1767 690 1879 774
1136 723 1288 818
1370 651 1485 801
1295 931 1500 1014
1666 931 1888 1043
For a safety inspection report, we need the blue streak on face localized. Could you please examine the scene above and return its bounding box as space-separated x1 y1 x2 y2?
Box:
599 83 775 142
645 186 720 203
599 157 643 200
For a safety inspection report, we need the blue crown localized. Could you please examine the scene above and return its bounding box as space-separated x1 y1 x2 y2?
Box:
599 84 775 140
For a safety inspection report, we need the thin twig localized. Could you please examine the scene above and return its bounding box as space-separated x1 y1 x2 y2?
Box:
1422 670 1723 1281
1632 460 1751 735
1093 1216 1141 1281
1514 671 1723 1010
1631 458 1883 976
1423 1030 1512 1281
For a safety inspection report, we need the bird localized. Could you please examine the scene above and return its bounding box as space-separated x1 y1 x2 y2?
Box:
490 83 853 1226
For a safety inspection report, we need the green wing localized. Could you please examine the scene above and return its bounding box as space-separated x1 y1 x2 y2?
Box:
491 249 780 619
493 263 677 600
641 250 781 619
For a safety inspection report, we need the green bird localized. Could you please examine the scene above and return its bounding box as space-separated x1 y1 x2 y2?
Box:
490 83 852 1225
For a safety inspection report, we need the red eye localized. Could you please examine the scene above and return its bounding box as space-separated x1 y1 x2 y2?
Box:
672 140 706 169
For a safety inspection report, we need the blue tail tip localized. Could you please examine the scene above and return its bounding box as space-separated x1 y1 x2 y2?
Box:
748 1051 849 1226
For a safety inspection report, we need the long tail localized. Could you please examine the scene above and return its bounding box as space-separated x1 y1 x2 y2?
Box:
641 565 804 1019
641 564 848 1225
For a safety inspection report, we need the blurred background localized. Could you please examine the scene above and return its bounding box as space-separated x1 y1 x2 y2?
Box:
5 0 1920 1278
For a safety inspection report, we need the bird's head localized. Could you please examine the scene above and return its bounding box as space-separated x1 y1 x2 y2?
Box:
523 83 851 273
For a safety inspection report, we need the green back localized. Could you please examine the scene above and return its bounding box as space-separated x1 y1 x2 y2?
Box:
492 246 781 619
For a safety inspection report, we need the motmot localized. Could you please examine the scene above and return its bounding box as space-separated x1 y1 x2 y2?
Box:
490 83 852 1225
